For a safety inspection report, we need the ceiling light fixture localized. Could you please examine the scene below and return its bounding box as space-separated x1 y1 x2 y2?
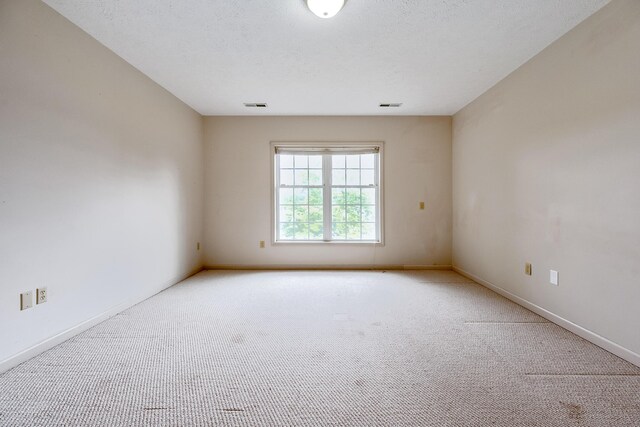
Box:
306 0 345 19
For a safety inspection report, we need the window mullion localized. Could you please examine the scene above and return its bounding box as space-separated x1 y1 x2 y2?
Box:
374 153 380 241
275 154 280 241
322 154 332 241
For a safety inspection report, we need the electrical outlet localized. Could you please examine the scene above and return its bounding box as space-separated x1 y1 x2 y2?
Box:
419 201 425 210
20 291 33 310
524 263 532 276
259 240 265 248
550 270 559 286
36 287 47 304
197 242 200 251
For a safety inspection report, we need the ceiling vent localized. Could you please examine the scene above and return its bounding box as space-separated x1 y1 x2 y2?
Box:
244 103 268 108
379 103 402 108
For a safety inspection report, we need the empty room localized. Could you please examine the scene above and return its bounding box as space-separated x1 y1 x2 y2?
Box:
1 0 639 425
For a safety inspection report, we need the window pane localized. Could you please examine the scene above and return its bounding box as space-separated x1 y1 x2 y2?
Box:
347 223 361 240
361 154 375 168
332 188 346 205
295 223 308 239
295 169 308 186
294 155 308 168
309 169 323 186
332 205 346 222
294 188 308 204
280 169 294 186
332 155 345 169
362 205 376 222
294 206 308 222
362 223 376 240
361 169 375 186
280 188 294 204
309 188 323 205
309 206 323 222
280 223 295 239
346 205 361 222
332 222 347 239
280 205 294 222
332 169 346 186
309 223 323 239
361 188 376 204
346 155 360 168
309 155 322 168
346 169 360 185
280 155 294 168
346 188 361 205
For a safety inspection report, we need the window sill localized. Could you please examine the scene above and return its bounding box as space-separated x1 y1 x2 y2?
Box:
273 240 384 247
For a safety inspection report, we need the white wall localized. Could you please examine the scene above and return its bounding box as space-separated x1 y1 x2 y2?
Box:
453 0 640 359
0 0 204 367
204 116 452 268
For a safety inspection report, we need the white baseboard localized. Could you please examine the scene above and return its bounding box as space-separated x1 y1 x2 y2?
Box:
402 265 453 270
453 266 640 368
205 264 453 271
0 267 204 374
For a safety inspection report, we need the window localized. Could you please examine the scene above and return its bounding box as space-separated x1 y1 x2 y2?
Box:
273 143 382 243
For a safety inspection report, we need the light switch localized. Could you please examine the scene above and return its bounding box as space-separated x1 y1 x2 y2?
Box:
20 291 33 310
550 270 559 286
419 201 425 210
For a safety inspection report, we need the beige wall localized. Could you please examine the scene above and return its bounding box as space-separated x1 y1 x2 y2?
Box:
0 0 204 367
204 116 452 268
453 0 640 358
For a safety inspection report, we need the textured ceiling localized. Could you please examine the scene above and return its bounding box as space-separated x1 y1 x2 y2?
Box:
42 0 610 115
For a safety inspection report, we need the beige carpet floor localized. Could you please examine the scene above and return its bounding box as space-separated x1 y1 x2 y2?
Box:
0 270 639 426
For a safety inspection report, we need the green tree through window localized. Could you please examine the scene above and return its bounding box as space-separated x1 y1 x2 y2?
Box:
275 147 380 242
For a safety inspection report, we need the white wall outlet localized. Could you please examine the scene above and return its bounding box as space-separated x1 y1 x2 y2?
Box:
36 287 47 304
259 240 266 248
20 291 33 310
550 270 559 286
525 262 532 276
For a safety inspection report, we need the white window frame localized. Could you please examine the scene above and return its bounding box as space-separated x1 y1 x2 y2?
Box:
271 141 385 245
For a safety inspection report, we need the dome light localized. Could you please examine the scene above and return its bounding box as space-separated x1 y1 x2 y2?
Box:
306 0 345 19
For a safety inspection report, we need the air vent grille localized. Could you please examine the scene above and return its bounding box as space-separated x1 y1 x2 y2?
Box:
244 103 268 108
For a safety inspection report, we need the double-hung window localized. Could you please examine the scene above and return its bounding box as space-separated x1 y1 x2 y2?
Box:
273 143 382 243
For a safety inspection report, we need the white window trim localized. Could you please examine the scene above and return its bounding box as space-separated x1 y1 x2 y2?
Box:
270 141 385 246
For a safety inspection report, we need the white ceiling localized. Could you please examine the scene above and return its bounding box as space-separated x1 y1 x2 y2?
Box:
43 0 610 116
